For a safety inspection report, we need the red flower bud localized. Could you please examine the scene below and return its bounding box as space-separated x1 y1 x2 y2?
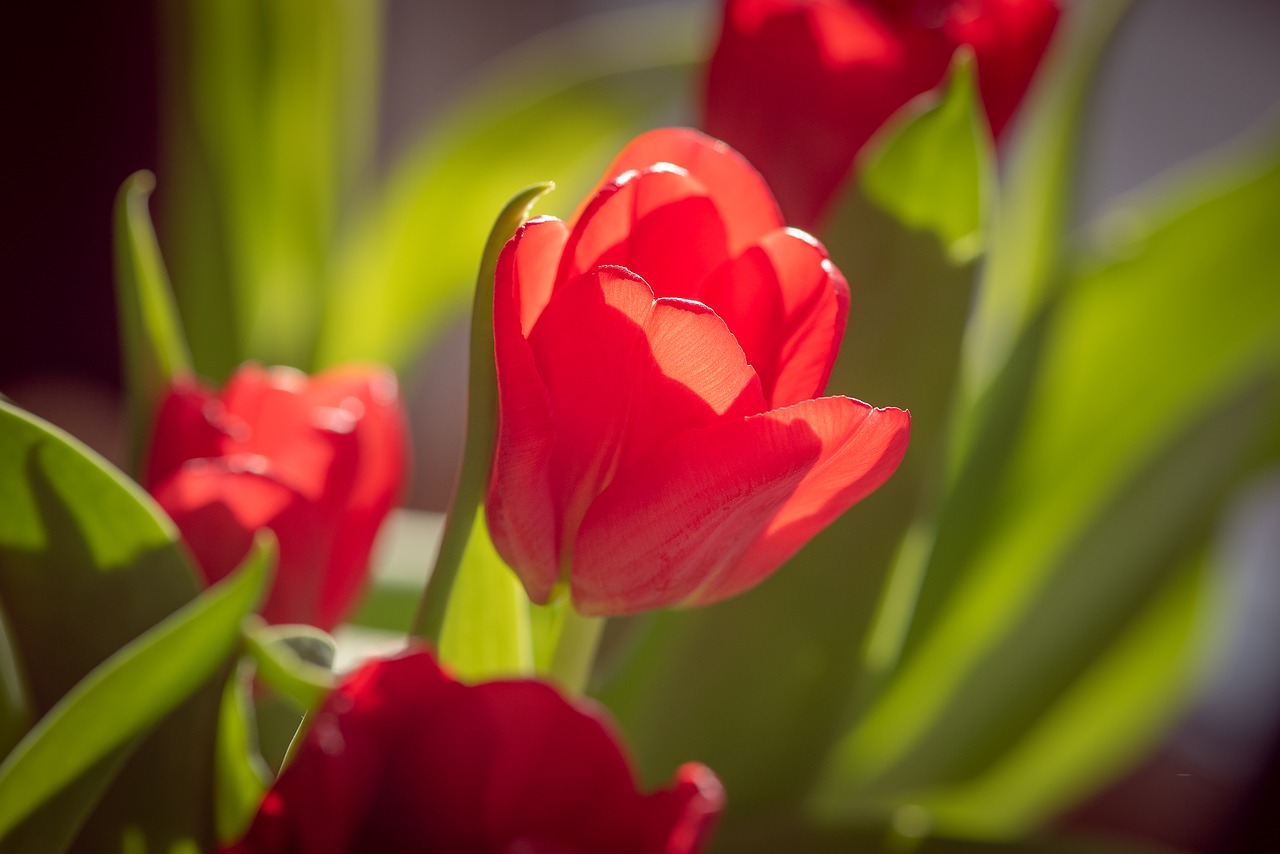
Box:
487 128 910 616
145 364 406 630
704 0 1061 229
225 647 724 853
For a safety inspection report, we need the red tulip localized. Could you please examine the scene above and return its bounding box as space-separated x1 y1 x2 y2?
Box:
145 364 406 630
486 127 910 616
704 0 1061 229
226 647 724 854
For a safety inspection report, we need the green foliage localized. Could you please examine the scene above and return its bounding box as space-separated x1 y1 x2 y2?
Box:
113 171 192 477
861 52 992 264
817 137 1280 834
0 535 270 843
438 511 535 682
0 399 272 850
160 0 382 378
313 3 705 371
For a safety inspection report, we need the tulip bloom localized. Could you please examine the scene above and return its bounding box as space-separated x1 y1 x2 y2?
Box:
226 647 724 853
145 364 406 630
704 0 1061 229
487 127 910 616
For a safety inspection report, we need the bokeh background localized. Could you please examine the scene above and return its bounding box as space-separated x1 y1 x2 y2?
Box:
5 1 1280 850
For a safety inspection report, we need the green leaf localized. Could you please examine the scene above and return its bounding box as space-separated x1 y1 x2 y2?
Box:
861 51 992 264
243 621 335 713
912 558 1206 838
160 0 382 377
965 0 1134 386
438 511 534 682
0 534 271 840
412 183 553 646
819 140 1280 819
113 171 193 477
0 400 259 850
600 59 991 806
313 2 705 371
214 661 270 846
0 399 200 718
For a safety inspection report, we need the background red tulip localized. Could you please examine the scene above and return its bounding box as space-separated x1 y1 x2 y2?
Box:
486 128 910 616
145 364 406 630
226 647 723 853
704 0 1061 229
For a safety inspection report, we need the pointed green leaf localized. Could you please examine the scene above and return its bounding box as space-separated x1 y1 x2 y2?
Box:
0 534 271 840
861 51 992 264
313 3 705 370
113 171 193 477
412 183 552 647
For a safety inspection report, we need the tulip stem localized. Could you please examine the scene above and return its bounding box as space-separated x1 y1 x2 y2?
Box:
548 608 605 696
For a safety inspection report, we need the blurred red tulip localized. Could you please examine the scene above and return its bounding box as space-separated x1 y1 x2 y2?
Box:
487 127 910 616
704 0 1061 229
226 647 724 854
145 363 406 630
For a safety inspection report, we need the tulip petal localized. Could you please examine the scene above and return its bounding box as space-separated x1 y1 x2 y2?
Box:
301 367 407 630
151 461 335 625
571 411 821 615
690 396 911 605
230 649 724 854
584 127 783 254
527 267 765 558
557 167 732 302
572 396 909 614
510 216 570 337
699 228 849 407
143 379 231 487
488 222 567 603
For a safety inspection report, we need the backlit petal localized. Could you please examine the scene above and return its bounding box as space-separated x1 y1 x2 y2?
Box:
699 228 848 407
687 396 910 605
487 223 565 602
527 267 765 555
581 127 783 254
557 167 730 301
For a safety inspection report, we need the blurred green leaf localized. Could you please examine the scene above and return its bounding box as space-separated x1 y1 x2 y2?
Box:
913 558 1206 838
243 621 335 713
821 139 1280 820
113 171 193 477
600 63 991 807
861 52 992 264
965 0 1133 386
313 2 705 371
214 661 269 847
0 534 271 841
160 0 382 377
438 511 534 682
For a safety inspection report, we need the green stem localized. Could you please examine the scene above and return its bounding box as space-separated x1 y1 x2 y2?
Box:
409 183 553 644
548 608 605 696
